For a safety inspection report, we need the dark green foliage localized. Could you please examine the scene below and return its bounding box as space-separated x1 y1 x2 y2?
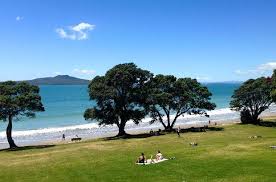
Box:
271 90 276 103
230 77 273 124
271 70 276 102
0 81 44 148
84 63 153 136
146 74 216 131
240 109 253 124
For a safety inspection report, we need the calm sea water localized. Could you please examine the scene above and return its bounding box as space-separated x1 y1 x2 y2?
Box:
0 83 241 132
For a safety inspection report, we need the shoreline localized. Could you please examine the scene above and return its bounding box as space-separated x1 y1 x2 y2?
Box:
0 107 276 149
45 113 276 147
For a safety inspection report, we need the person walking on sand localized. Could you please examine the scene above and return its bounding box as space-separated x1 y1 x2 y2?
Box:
62 133 65 141
177 126 181 137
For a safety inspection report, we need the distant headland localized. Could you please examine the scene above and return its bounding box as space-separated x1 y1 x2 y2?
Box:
22 75 89 85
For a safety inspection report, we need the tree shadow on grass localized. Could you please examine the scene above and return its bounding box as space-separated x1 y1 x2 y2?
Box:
207 127 224 131
104 126 224 141
236 120 276 128
180 126 224 133
258 120 276 127
103 133 165 141
0 144 56 152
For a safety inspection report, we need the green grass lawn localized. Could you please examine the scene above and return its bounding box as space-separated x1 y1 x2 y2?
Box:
0 122 276 182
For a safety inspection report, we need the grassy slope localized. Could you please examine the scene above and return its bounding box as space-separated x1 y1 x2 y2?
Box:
0 123 275 182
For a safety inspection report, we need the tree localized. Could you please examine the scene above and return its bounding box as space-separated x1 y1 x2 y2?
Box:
145 75 216 131
84 63 153 136
230 77 273 124
271 70 276 102
0 81 44 148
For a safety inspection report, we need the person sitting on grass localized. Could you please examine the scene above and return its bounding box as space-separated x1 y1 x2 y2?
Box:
137 153 147 163
156 150 164 161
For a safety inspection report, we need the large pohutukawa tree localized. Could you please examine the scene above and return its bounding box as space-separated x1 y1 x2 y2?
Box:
145 74 216 131
230 77 273 124
84 63 153 136
0 81 44 148
271 70 276 102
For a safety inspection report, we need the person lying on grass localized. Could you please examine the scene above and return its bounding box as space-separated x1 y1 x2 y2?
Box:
136 153 147 164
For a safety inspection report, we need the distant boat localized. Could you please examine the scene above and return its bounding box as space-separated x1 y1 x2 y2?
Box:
21 75 90 85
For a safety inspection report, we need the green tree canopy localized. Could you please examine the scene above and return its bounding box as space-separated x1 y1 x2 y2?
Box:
271 70 276 102
84 63 153 136
145 74 216 131
0 81 44 148
230 77 273 124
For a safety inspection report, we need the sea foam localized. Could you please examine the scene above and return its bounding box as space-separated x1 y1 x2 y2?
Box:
0 106 275 148
0 108 236 138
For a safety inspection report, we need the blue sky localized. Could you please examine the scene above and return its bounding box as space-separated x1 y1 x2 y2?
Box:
0 0 276 82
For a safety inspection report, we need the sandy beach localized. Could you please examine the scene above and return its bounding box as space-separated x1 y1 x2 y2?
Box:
1 106 276 149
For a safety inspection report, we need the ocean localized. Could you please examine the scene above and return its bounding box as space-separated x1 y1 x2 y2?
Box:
0 83 240 132
2 82 275 148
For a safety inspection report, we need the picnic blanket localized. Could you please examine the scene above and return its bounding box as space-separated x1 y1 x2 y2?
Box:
136 158 168 165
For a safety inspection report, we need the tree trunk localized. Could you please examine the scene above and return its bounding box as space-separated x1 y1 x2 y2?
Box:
6 115 17 149
170 114 180 131
157 112 166 129
117 121 127 137
166 114 170 129
165 125 173 132
252 114 260 125
164 114 180 132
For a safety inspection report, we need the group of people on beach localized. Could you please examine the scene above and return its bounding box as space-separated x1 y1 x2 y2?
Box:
136 150 164 164
150 127 182 137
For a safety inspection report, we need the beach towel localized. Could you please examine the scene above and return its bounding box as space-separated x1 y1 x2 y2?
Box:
136 158 169 165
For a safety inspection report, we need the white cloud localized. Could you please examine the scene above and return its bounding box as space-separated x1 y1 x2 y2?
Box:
16 16 23 21
72 69 96 75
234 69 257 75
235 61 276 76
56 28 76 40
196 76 210 81
257 62 276 71
71 22 94 32
56 22 95 40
